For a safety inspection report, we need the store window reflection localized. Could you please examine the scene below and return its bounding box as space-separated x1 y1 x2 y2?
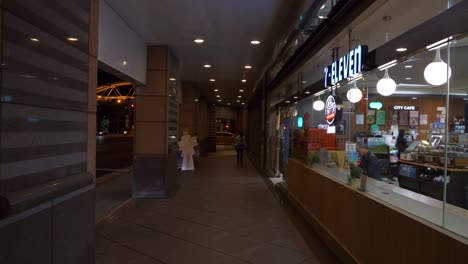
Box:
272 35 468 239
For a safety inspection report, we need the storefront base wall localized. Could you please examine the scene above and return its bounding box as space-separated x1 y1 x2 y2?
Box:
284 158 468 264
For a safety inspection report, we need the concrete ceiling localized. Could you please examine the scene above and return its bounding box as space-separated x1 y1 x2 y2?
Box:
104 0 311 106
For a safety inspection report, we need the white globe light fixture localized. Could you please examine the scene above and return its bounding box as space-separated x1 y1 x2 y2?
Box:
346 82 362 103
376 69 397 96
313 97 325 111
424 48 452 86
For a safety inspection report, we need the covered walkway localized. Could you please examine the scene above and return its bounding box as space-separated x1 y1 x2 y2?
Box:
95 150 339 264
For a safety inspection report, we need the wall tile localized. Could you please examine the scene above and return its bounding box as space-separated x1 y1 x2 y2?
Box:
140 70 168 96
0 207 52 264
135 96 167 122
53 188 94 264
135 122 166 155
147 46 168 71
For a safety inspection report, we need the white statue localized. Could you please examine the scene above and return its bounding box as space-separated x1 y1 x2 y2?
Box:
178 128 198 170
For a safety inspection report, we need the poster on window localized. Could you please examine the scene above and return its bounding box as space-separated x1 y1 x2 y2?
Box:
376 110 386 125
367 110 376 124
409 110 419 126
420 114 428 125
389 109 398 125
399 111 409 126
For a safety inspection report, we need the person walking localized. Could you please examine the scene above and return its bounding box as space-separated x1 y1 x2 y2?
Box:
234 132 246 164
395 129 408 159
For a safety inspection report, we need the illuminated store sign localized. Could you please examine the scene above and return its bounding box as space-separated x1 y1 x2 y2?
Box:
297 116 304 128
393 106 416 110
325 95 336 125
324 45 368 87
369 102 383 109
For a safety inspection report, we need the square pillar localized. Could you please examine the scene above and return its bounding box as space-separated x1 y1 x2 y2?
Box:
133 46 179 198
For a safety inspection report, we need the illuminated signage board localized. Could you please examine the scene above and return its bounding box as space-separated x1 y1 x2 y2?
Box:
393 106 416 110
324 45 368 87
325 95 337 125
369 102 383 109
297 116 304 128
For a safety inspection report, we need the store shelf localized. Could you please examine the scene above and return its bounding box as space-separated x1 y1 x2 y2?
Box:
399 160 468 172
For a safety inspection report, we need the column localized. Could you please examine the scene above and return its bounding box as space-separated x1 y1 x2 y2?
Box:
133 46 179 198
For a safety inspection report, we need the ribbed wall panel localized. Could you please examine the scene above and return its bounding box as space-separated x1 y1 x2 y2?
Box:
0 0 91 210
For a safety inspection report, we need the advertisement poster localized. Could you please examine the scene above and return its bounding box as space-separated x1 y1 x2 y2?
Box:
390 109 398 125
399 110 409 126
367 110 376 124
356 114 364 125
376 110 386 125
420 114 428 125
409 110 419 126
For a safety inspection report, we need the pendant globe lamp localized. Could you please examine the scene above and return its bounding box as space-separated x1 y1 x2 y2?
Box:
376 68 397 96
313 96 325 111
424 48 451 86
346 81 363 103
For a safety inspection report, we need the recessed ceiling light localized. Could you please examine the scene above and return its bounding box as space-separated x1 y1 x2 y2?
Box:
285 100 290 103
218 99 222 102
30 37 39 42
241 103 245 105
194 39 204 43
302 81 307 84
239 89 244 92
227 103 231 105
169 77 176 81
405 77 412 80
122 61 127 66
318 16 326 19
237 95 242 98
411 97 418 100
305 91 310 94
404 65 413 68
396 48 407 52
214 89 219 92
250 40 261 45
244 65 252 69
204 64 211 68
194 98 199 102
241 79 247 82
210 79 215 82
216 95 220 98
237 100 240 102
293 96 298 99
67 37 78 42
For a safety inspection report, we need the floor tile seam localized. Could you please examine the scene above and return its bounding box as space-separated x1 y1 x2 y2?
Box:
97 231 168 264
129 220 256 264
266 241 315 259
301 255 320 262
122 201 238 226
125 211 231 233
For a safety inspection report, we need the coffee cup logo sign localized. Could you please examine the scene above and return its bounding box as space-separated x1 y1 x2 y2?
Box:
325 95 336 125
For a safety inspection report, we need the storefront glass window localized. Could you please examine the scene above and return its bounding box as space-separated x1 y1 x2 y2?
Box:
277 35 468 239
444 36 468 237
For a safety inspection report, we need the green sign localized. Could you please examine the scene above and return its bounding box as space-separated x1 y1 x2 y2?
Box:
369 102 383 109
297 116 304 128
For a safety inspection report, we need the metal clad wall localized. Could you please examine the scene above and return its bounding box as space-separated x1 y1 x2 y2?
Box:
0 0 91 208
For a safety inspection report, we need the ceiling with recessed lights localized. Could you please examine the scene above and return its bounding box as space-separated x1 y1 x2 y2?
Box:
103 0 311 105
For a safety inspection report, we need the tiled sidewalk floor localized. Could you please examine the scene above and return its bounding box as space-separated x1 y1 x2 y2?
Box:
96 150 340 264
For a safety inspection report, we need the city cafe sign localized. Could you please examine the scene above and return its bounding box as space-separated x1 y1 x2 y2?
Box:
393 105 417 110
324 45 368 87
